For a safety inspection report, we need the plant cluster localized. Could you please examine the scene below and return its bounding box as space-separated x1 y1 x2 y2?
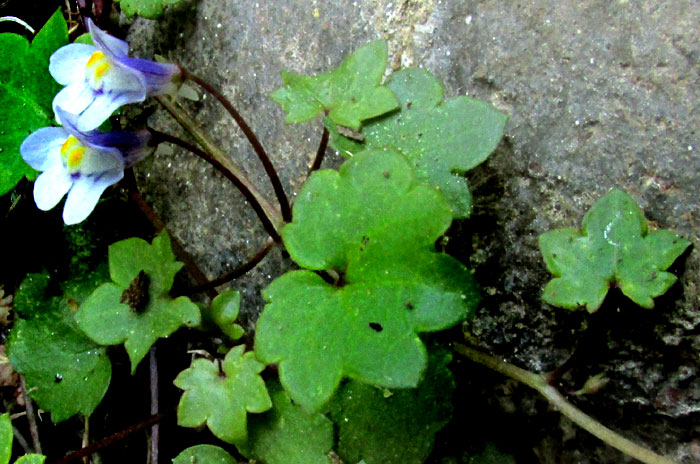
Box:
0 4 691 464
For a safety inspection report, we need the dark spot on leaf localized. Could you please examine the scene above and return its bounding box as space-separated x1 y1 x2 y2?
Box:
404 301 414 310
350 96 356 102
406 101 412 109
121 270 150 313
55 374 63 383
417 133 423 137
552 253 557 258
361 235 370 246
649 271 657 281
369 322 383 332
383 171 391 178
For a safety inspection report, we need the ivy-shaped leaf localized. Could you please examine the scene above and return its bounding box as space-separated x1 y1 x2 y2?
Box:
174 345 271 444
0 8 67 195
539 189 691 312
172 445 238 464
114 0 183 19
329 349 455 464
328 68 508 218
255 149 479 411
205 290 245 341
271 40 399 130
0 414 45 464
76 231 200 372
7 273 112 423
240 381 333 464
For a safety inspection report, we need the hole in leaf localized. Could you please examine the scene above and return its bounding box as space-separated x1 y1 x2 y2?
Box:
369 322 383 332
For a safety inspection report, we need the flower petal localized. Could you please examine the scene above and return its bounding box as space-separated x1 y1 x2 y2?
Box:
33 164 72 211
120 56 181 95
53 84 96 124
75 89 145 132
49 43 95 86
62 169 124 225
86 18 129 58
20 127 68 171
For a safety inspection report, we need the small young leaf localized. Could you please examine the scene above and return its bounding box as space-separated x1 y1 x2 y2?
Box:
256 149 479 411
0 413 10 464
328 68 508 218
114 0 183 19
14 457 45 464
208 290 245 340
7 274 111 423
241 381 333 464
330 349 455 464
539 189 691 312
76 232 200 372
0 8 67 195
174 345 271 444
172 445 238 464
271 40 399 130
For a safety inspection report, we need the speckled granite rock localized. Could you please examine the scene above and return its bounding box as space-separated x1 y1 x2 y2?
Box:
124 1 699 462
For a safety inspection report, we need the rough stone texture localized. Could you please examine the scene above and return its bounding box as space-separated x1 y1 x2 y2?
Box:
124 0 699 462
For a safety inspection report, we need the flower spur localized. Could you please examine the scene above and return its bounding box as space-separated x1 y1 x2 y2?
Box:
49 17 181 131
20 108 153 225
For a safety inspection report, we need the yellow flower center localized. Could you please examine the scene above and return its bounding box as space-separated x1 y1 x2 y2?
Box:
85 51 111 90
60 136 86 172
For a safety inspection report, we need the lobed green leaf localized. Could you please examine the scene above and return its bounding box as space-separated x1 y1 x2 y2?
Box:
7 273 111 424
328 68 508 218
172 445 238 464
241 381 333 464
114 0 184 19
271 40 399 130
76 231 200 372
174 345 271 444
0 8 67 195
539 189 691 312
256 150 479 411
330 349 455 464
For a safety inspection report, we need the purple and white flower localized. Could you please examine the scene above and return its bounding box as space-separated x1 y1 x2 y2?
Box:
49 18 181 131
20 109 153 225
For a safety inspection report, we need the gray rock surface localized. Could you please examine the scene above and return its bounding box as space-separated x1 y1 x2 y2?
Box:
125 0 699 462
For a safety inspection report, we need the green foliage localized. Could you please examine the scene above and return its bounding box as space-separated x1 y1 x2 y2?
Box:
76 232 200 372
114 0 184 19
271 40 399 130
0 8 67 195
172 445 238 464
206 290 245 340
0 414 45 464
539 189 691 312
469 443 517 464
330 349 455 464
256 149 479 411
7 273 111 423
241 381 333 464
174 345 271 444
0 414 10 464
328 68 508 218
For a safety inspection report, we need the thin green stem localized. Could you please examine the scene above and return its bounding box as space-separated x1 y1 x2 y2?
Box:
155 96 283 232
453 344 677 464
181 68 292 222
149 129 281 242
